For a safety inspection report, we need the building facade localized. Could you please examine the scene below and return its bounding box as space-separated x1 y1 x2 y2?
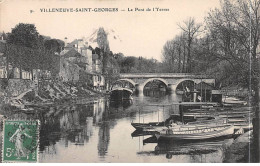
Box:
60 38 105 90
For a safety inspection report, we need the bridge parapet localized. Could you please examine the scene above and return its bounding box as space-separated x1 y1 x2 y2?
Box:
119 73 208 79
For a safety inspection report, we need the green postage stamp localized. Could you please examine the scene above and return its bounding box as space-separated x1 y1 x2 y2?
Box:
2 120 40 163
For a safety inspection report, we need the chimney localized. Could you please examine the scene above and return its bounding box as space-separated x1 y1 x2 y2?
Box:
64 37 68 47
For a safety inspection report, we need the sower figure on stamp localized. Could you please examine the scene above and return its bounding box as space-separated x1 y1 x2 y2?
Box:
9 124 32 159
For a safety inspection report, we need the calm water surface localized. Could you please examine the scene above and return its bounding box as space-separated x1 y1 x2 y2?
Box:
13 91 234 162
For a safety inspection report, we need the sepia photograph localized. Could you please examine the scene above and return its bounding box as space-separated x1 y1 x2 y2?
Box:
0 0 259 163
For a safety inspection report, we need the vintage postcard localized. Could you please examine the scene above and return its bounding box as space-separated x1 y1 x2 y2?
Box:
0 0 259 163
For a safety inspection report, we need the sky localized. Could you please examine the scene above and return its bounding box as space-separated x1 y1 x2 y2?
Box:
0 0 220 61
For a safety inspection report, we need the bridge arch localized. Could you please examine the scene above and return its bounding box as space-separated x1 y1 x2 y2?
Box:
171 79 196 92
142 78 169 89
112 79 136 89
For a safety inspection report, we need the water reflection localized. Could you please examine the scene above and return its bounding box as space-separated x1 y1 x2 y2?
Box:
168 93 182 102
3 91 236 162
39 100 106 152
154 138 231 156
109 99 133 109
98 122 110 157
144 90 167 98
139 137 234 162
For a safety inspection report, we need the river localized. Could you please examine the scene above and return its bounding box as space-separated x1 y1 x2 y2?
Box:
8 91 235 162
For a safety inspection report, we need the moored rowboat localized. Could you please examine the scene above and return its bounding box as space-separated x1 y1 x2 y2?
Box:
131 122 166 131
131 114 199 130
155 124 234 140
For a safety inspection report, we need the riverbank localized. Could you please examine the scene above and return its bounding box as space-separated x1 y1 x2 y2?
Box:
0 80 108 119
0 84 107 162
223 130 253 162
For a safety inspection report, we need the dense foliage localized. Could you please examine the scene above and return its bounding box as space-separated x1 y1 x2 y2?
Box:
4 23 63 79
162 0 259 95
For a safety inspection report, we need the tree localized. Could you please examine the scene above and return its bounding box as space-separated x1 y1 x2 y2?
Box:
162 33 188 73
175 34 185 73
6 23 44 78
121 56 136 73
5 23 61 80
178 17 202 73
206 0 260 161
162 40 176 72
44 39 64 53
206 0 260 105
7 23 42 49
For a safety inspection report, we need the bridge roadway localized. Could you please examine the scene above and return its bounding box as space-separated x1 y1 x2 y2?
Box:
114 73 215 93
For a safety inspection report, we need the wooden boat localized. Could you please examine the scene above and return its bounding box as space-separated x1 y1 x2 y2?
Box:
131 122 167 131
133 118 226 134
155 124 234 140
186 118 226 125
131 130 156 137
131 114 199 131
110 88 133 101
222 97 247 106
185 108 252 119
131 113 218 131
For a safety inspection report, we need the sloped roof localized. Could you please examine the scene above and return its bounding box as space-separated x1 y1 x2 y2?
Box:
62 48 82 58
65 39 78 48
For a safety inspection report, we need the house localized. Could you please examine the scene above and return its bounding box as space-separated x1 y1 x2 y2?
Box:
92 53 102 73
61 38 92 72
61 49 88 69
81 47 92 72
91 53 105 90
92 74 105 91
60 38 106 90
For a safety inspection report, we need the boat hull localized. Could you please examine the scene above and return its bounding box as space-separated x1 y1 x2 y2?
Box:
131 115 198 131
110 88 133 101
155 125 234 141
132 118 224 132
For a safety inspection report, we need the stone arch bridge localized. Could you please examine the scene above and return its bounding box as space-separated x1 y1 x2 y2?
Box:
113 73 215 93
